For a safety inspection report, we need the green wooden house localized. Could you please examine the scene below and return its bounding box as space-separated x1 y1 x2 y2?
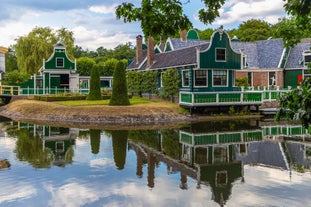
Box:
127 26 311 109
19 42 112 95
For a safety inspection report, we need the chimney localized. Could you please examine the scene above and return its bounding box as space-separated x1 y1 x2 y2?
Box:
136 35 143 64
147 37 155 68
180 30 187 42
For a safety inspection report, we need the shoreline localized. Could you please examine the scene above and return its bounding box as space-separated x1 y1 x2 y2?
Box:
0 99 263 130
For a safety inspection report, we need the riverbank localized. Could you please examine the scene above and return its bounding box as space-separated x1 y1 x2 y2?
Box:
0 99 262 129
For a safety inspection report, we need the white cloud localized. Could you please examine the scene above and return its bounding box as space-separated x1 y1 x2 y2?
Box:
89 4 118 14
215 0 286 26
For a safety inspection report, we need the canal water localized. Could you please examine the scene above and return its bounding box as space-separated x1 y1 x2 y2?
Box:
0 118 310 207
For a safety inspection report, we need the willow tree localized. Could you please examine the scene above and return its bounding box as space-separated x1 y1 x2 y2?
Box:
14 27 74 75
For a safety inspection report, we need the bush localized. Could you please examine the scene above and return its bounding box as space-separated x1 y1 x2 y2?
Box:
109 61 130 106
87 64 102 100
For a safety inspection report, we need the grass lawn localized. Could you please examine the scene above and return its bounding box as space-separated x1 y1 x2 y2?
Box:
55 96 151 107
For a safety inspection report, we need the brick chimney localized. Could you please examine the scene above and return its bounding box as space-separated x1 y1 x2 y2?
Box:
180 30 187 42
136 35 143 64
147 37 155 68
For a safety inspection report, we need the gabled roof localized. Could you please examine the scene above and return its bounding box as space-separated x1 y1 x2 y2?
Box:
127 50 147 70
285 39 311 69
168 38 208 51
149 44 209 70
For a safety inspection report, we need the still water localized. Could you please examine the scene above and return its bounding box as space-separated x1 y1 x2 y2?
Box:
0 118 310 207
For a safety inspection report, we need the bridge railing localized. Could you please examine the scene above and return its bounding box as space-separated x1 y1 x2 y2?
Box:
0 85 20 95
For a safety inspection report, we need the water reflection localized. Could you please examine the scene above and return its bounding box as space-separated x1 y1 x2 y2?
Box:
0 119 310 206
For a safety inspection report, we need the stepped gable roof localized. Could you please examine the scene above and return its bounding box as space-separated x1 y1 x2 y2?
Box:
149 43 209 70
285 38 311 69
169 38 208 50
127 50 147 70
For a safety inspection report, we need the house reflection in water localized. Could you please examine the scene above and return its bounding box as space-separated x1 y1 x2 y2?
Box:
18 123 78 167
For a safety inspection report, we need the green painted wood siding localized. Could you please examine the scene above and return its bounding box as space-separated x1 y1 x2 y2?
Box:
200 31 241 69
284 69 302 88
45 49 75 70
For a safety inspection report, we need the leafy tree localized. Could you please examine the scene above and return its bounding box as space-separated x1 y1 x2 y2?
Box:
116 0 192 38
109 61 130 105
197 28 214 40
87 64 102 100
161 68 180 102
142 70 158 99
234 19 272 42
5 47 18 73
127 70 143 96
76 57 96 76
3 70 30 85
14 27 74 75
102 58 118 76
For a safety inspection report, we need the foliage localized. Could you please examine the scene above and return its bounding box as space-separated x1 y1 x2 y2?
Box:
116 0 192 38
235 77 249 88
161 129 180 159
14 128 54 168
76 57 96 76
101 58 118 76
3 70 30 85
90 129 101 154
161 68 180 102
197 0 225 24
142 70 159 99
5 47 18 73
87 64 102 100
196 28 214 40
234 19 272 42
14 27 74 75
127 70 143 96
111 130 128 170
275 77 311 128
109 61 130 105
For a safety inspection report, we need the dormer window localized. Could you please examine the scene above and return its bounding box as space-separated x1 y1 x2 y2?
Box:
216 48 226 62
56 58 64 67
303 51 311 67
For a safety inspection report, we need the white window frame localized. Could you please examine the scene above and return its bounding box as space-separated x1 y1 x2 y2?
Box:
182 70 190 87
56 57 64 68
215 48 226 62
212 70 228 87
194 70 208 87
160 71 165 87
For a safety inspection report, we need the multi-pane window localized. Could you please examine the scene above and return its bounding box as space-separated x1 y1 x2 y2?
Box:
213 70 227 86
194 70 207 86
216 48 226 61
56 58 64 67
182 70 190 87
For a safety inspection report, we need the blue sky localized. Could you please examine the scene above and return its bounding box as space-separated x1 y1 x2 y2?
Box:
0 0 287 50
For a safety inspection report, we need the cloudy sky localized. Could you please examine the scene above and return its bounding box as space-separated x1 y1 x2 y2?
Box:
0 0 287 50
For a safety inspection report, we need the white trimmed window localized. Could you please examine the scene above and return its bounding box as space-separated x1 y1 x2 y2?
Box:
213 70 227 86
216 48 226 62
269 71 276 86
194 70 207 87
56 58 64 67
182 70 190 87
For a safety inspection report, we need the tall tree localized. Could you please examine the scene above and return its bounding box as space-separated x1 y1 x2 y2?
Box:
116 0 192 39
142 70 158 99
127 70 143 97
109 61 130 106
14 27 74 75
87 64 102 100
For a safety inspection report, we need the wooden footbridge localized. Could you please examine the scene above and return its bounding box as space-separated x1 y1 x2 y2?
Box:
0 85 20 105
